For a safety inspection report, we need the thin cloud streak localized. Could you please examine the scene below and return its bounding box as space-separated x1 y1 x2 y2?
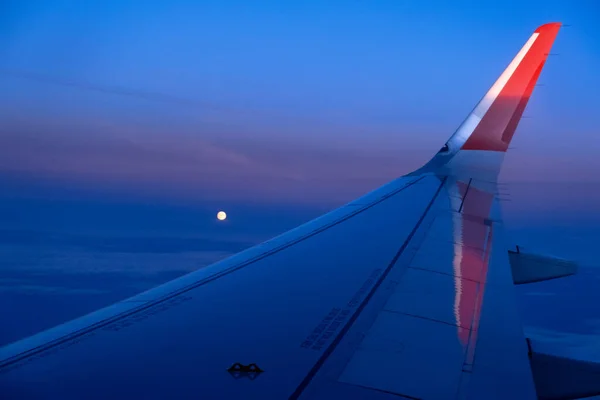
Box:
0 68 228 110
0 114 429 203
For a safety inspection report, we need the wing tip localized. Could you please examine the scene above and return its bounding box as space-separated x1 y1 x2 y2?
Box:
439 22 562 156
534 22 562 34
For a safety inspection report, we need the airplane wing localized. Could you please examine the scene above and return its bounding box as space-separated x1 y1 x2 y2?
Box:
2 22 595 400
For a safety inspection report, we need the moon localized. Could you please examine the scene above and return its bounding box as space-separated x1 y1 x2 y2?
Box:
217 211 227 221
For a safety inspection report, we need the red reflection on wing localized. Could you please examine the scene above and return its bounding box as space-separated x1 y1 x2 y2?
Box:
451 181 495 347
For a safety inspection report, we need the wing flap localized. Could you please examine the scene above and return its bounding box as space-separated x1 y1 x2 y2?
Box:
509 249 578 284
339 312 467 399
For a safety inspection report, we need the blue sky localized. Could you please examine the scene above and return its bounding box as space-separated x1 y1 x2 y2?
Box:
1 0 599 205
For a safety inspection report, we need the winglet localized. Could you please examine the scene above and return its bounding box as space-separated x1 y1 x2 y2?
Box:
416 23 562 180
450 22 562 153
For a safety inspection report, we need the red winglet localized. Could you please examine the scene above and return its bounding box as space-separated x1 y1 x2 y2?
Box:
461 23 561 151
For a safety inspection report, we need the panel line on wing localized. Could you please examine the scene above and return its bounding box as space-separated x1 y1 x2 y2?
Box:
289 176 448 400
458 178 473 213
382 309 463 329
348 382 422 400
408 265 482 284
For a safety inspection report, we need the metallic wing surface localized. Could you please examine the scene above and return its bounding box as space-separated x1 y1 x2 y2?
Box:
1 23 576 400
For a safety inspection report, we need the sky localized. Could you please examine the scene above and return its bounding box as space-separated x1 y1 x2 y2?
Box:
1 0 599 205
1 0 600 386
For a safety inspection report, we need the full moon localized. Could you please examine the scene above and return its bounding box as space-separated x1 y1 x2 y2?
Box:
217 211 227 221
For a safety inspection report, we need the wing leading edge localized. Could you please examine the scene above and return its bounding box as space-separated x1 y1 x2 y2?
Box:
1 23 583 400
